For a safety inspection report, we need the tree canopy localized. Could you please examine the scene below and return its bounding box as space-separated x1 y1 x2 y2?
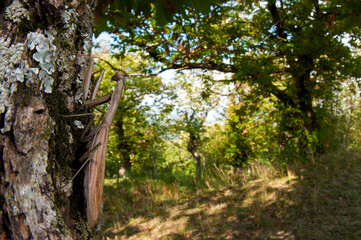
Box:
93 0 360 162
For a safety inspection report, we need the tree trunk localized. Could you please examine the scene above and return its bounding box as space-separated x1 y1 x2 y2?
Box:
201 150 206 180
290 54 324 156
0 0 97 238
152 150 158 178
115 119 132 176
187 132 202 183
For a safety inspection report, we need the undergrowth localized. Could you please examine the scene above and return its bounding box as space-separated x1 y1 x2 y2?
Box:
102 149 361 239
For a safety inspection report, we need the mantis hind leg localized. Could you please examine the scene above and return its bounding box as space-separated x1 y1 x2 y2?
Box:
69 142 102 184
61 142 102 191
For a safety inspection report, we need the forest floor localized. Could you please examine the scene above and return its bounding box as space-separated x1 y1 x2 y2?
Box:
101 149 361 239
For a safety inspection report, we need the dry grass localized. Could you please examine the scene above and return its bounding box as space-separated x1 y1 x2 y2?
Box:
101 149 361 239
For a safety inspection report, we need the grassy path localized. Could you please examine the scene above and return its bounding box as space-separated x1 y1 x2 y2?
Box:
102 149 361 239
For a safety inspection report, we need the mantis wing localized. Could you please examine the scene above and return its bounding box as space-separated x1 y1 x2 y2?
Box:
84 124 109 227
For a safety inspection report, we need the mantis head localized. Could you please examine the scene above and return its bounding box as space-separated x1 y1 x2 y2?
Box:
111 72 125 82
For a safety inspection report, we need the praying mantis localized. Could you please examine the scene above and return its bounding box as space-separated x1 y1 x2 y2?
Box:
71 56 125 227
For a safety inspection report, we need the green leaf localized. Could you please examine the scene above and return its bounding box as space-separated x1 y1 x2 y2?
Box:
127 0 138 11
113 13 125 26
195 0 212 14
114 0 127 10
154 3 171 27
94 16 110 37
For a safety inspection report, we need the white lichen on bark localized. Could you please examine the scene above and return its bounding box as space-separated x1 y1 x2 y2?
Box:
74 120 85 129
5 0 30 23
26 31 57 93
1 5 57 132
0 29 58 132
59 5 86 102
0 38 25 132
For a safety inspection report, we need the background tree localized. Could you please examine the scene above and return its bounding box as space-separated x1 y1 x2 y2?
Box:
165 71 221 182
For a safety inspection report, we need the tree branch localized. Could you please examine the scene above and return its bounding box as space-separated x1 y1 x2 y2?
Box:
267 1 287 40
97 58 158 77
98 58 123 72
165 61 237 73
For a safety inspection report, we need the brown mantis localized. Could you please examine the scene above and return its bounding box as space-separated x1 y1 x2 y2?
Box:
68 56 125 227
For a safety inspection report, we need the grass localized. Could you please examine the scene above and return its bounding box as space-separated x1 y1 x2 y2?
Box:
101 149 361 239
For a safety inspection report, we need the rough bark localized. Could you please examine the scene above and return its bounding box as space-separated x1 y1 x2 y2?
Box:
0 0 97 238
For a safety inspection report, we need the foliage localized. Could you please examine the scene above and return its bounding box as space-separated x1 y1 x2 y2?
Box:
223 85 278 166
332 78 361 149
101 0 361 161
94 0 222 36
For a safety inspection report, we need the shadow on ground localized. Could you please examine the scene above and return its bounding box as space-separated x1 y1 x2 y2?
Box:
102 149 361 240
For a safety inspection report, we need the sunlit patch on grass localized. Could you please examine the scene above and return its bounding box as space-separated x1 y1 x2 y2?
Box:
102 149 361 239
